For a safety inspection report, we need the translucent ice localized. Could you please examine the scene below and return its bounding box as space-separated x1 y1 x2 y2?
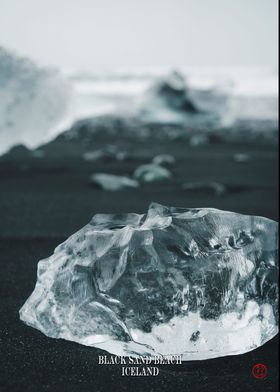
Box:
83 145 128 162
152 154 176 166
233 153 250 164
133 164 172 183
0 46 71 154
20 203 278 360
141 71 198 114
90 173 139 191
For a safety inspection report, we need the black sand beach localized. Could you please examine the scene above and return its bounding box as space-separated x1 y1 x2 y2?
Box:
0 127 278 392
0 121 278 392
0 0 278 389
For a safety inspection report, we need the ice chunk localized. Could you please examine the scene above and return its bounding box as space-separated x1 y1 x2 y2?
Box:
189 134 209 147
0 46 71 154
152 154 176 166
31 149 45 159
19 203 278 360
90 173 139 191
138 71 201 124
233 153 250 164
145 71 198 113
133 164 172 182
83 150 105 161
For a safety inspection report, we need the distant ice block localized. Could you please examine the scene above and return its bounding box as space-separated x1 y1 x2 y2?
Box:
152 154 176 166
133 164 172 182
20 203 278 360
0 47 71 154
90 173 139 191
138 71 199 124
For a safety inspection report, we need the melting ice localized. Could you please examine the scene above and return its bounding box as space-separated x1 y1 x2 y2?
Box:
20 203 278 360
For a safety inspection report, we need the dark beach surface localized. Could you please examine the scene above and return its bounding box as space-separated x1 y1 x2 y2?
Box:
0 117 278 392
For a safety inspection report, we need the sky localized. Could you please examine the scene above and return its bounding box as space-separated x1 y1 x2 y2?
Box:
0 0 278 69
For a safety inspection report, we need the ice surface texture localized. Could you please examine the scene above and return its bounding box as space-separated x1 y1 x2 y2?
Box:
20 203 278 360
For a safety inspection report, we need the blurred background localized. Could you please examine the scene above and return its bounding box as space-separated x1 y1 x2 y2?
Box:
0 1 278 391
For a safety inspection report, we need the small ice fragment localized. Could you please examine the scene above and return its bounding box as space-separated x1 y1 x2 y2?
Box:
233 153 250 163
189 134 209 147
152 154 176 166
19 203 278 361
83 150 105 161
83 145 128 162
133 164 172 182
31 149 45 158
90 173 139 191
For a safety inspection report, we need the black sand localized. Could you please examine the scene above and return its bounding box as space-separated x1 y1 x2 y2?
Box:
0 135 278 392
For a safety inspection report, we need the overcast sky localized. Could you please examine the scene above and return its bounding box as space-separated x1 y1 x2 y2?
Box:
0 0 278 69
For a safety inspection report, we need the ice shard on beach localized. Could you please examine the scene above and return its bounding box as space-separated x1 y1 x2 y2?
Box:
133 164 172 182
90 173 139 191
19 203 278 360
